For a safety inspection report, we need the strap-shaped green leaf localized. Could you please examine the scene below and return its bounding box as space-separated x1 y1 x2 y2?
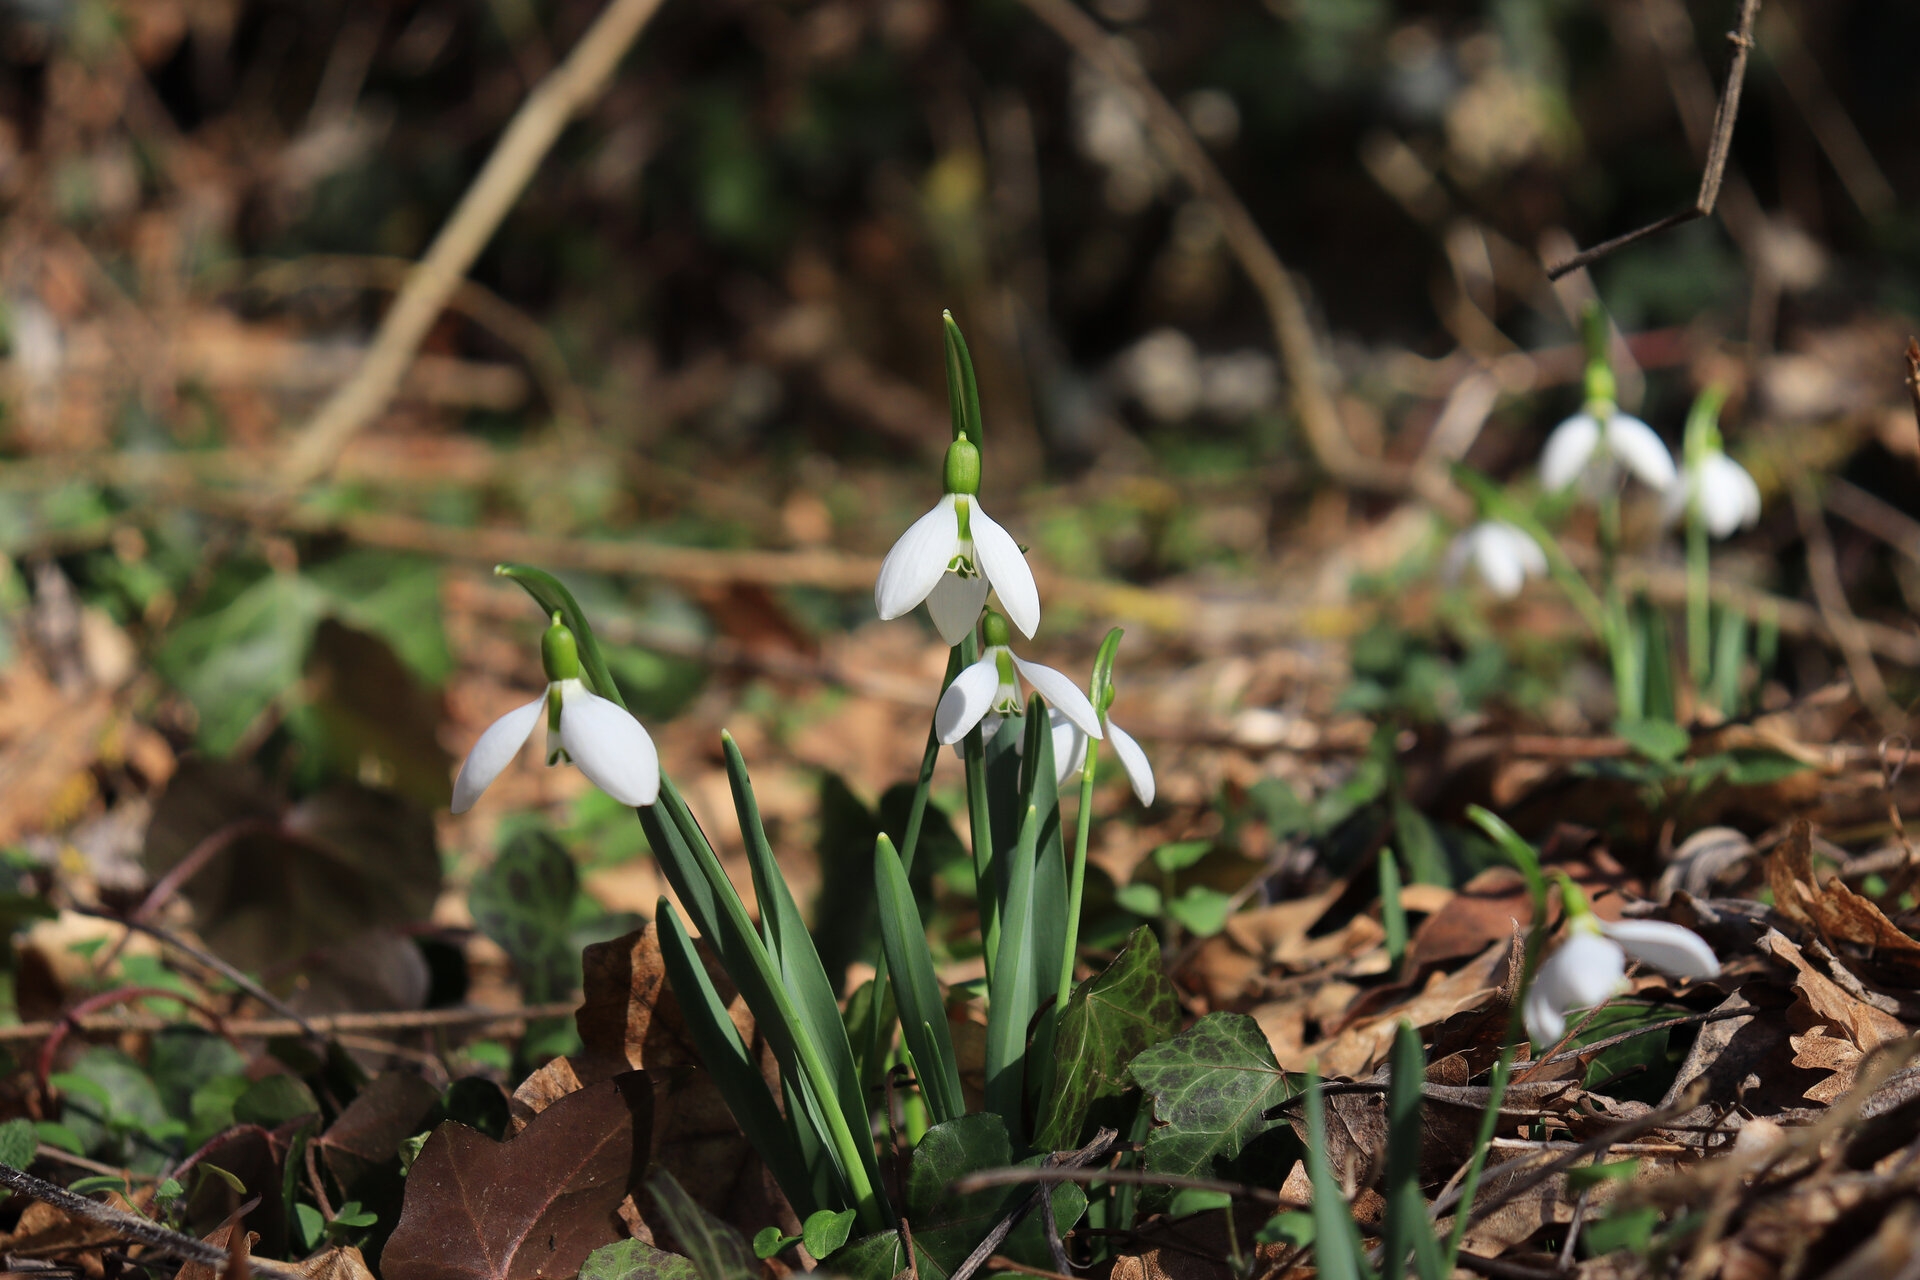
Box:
1018 697 1068 1041
495 564 624 708
942 312 982 445
654 905 818 1217
1305 1065 1372 1280
874 834 965 1125
722 733 871 1169
1382 1021 1442 1280
648 776 891 1229
984 803 1041 1141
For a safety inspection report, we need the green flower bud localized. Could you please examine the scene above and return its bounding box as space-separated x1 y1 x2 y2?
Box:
943 433 982 496
541 614 582 682
981 609 1011 648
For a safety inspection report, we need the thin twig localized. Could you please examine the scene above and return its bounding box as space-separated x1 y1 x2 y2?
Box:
0 1162 305 1280
947 1129 1117 1280
272 0 667 492
1906 338 1920 451
1015 0 1409 495
1548 0 1761 279
69 906 322 1042
0 1001 578 1043
1791 479 1896 727
951 1163 1300 1208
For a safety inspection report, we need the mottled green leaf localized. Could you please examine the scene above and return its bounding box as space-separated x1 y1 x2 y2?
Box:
581 1239 700 1280
1130 1013 1292 1206
1033 926 1178 1152
831 1113 1086 1280
469 828 581 1003
648 1168 755 1280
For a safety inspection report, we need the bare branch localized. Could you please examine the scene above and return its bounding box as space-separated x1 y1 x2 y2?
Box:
1548 0 1761 280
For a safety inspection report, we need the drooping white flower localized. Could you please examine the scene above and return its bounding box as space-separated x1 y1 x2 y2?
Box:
936 611 1101 748
1050 707 1154 806
451 616 659 812
1525 910 1719 1046
1540 406 1677 497
875 433 1039 645
1445 520 1547 599
1663 449 1761 539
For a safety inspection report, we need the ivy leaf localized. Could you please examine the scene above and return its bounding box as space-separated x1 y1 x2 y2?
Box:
469 829 581 1004
580 1240 699 1280
1129 1013 1294 1209
832 1113 1086 1280
1032 926 1179 1152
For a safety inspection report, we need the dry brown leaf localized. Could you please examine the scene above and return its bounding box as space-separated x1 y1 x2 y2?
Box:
1768 821 1920 981
1760 930 1908 1049
1790 1027 1863 1105
569 927 789 1235
1313 937 1506 1078
291 1247 377 1280
177 1225 256 1280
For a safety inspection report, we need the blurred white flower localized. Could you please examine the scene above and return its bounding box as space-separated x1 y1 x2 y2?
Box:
937 612 1102 748
1525 916 1718 1046
1445 520 1547 598
875 434 1039 645
452 619 658 812
1050 707 1154 806
1540 408 1676 497
1120 328 1203 423
1664 450 1761 538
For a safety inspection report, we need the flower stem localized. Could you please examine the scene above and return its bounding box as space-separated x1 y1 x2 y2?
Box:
1597 488 1643 723
1687 499 1710 694
960 629 999 983
1055 735 1101 1016
866 646 964 1091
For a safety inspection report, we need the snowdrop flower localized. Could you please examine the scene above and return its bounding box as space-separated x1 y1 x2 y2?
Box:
1664 449 1761 538
937 610 1101 748
1048 636 1154 804
875 433 1039 645
1445 520 1547 599
1525 885 1719 1046
1540 406 1676 497
451 615 659 812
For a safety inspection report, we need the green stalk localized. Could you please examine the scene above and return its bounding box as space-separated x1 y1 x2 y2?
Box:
1687 503 1710 691
960 629 999 979
864 646 964 1080
1597 489 1642 723
1056 743 1100 1016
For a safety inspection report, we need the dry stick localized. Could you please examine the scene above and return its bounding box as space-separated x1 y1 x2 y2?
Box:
1791 479 1898 727
945 1129 1118 1280
1015 0 1407 496
272 0 667 493
1907 338 1920 450
1547 0 1761 280
68 906 322 1042
0 1163 305 1280
0 1002 579 1044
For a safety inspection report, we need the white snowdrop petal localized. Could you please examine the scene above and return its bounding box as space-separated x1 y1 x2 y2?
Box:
969 503 1040 640
1049 710 1087 785
1107 720 1155 806
936 659 1003 744
1496 522 1549 575
1599 918 1720 979
1700 453 1761 537
1546 931 1629 1009
451 694 546 813
1604 413 1677 489
1540 413 1601 491
875 497 960 620
926 571 991 646
1473 530 1527 598
558 689 660 807
1524 982 1565 1046
1013 655 1102 739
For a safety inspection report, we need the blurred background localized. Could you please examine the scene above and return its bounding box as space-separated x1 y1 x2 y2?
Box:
1 0 1918 1010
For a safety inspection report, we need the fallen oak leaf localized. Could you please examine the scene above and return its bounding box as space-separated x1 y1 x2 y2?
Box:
1767 821 1920 981
382 1071 652 1280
